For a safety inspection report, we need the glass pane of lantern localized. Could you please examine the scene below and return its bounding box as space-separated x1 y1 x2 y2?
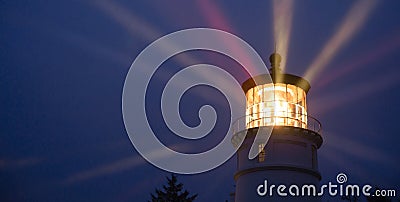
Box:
274 84 287 101
262 84 274 102
245 83 308 130
247 88 253 110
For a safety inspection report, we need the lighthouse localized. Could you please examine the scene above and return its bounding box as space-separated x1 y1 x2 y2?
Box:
231 53 323 202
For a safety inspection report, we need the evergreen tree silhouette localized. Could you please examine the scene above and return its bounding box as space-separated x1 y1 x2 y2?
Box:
149 174 197 202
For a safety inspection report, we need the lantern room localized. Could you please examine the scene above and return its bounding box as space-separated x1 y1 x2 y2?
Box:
241 53 312 130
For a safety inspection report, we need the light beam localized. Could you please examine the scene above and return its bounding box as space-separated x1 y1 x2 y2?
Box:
272 0 294 71
310 68 400 116
196 0 262 76
304 0 378 83
91 0 199 65
316 32 400 90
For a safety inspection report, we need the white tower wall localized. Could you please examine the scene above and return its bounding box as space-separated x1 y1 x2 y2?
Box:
233 127 322 202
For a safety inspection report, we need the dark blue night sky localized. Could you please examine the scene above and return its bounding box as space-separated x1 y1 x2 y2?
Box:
1 1 400 201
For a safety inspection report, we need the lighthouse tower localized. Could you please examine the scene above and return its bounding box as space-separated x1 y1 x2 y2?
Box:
231 53 323 202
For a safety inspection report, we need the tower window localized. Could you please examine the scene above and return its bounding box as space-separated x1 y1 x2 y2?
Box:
258 144 266 162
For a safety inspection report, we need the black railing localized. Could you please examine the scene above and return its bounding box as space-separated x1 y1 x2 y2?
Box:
231 111 322 134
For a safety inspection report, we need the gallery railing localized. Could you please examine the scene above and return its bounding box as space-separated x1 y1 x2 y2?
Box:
231 111 322 134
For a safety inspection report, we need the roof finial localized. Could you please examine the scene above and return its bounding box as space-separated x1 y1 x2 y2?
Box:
269 52 282 72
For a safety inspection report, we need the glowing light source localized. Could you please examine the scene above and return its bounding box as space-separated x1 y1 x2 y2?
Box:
245 83 307 129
